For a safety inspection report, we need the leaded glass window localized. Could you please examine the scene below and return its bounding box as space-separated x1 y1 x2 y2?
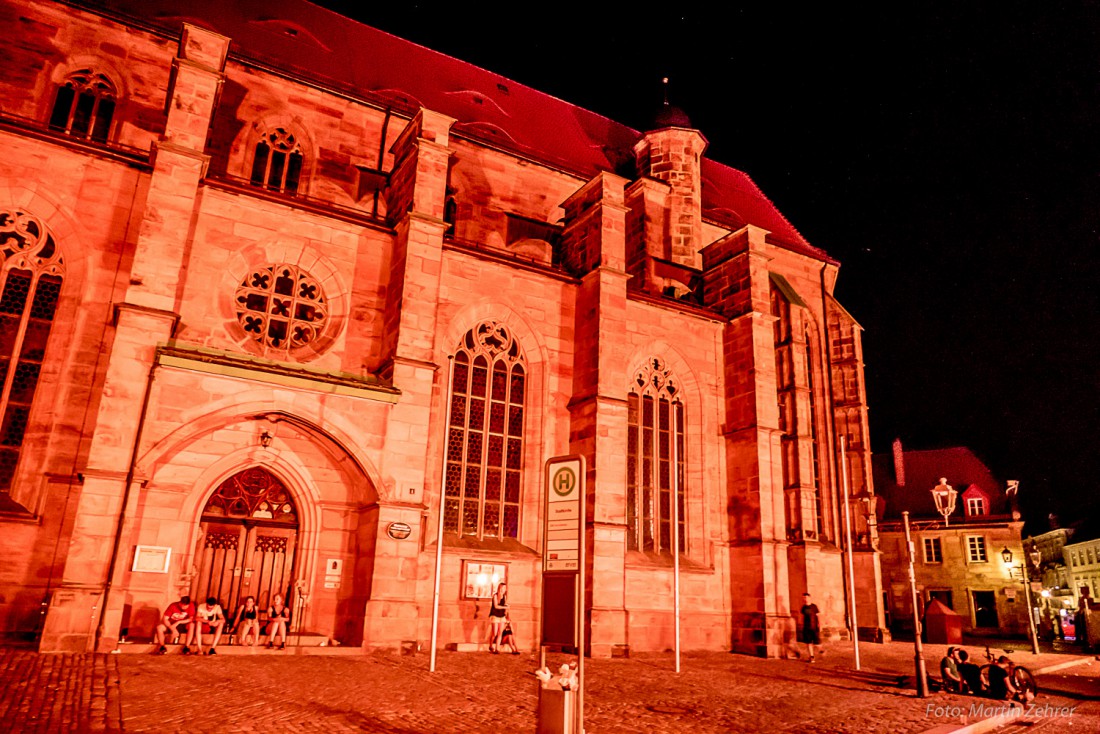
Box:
250 128 304 194
202 467 297 525
443 321 525 539
48 69 116 143
235 264 327 357
626 358 685 554
0 211 64 494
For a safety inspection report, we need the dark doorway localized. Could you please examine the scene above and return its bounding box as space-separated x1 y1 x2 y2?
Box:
971 590 998 628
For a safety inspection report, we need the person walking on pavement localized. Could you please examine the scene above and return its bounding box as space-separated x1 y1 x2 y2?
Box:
799 592 822 663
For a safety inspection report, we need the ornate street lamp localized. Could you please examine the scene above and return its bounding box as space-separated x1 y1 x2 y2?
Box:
1001 545 1041 654
931 477 957 526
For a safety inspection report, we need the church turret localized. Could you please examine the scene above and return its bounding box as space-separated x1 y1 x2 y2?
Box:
632 81 708 268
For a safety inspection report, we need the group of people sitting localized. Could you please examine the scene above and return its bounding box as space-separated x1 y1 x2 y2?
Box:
939 646 1028 704
154 593 292 655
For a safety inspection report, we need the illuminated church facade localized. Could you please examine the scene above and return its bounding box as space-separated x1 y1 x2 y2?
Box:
0 0 883 656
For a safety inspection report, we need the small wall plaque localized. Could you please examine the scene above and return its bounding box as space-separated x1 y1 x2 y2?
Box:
132 546 172 574
387 522 412 540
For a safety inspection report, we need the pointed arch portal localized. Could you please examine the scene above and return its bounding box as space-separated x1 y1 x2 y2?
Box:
192 467 299 618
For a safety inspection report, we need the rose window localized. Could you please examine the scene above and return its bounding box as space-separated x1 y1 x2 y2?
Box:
235 264 327 355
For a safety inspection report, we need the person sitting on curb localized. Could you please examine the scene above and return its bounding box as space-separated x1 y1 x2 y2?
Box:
940 646 966 693
154 594 196 654
956 649 983 694
986 656 1021 706
192 596 226 655
499 617 520 655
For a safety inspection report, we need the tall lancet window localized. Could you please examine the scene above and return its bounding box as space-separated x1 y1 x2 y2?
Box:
626 358 686 554
443 321 526 539
0 211 65 493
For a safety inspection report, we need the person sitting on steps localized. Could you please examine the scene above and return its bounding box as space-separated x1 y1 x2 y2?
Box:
265 593 291 650
232 595 261 647
154 594 195 655
193 596 226 655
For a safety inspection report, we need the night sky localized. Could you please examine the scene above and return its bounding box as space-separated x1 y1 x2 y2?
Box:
315 2 1100 534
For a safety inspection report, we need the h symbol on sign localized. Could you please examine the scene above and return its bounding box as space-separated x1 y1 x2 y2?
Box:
553 469 575 496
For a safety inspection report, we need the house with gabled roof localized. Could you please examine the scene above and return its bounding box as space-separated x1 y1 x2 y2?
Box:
872 439 1031 637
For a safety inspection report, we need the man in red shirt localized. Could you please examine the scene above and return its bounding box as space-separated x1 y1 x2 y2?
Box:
154 594 196 654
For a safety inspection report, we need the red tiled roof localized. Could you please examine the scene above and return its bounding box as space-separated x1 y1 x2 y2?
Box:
871 446 1013 521
84 0 821 256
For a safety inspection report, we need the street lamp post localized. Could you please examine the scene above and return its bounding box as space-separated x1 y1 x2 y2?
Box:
902 511 929 697
1001 546 1041 655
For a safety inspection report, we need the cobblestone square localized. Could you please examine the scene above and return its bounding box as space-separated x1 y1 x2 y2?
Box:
2 641 1098 733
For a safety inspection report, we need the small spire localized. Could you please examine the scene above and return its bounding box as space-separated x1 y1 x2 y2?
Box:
662 77 670 106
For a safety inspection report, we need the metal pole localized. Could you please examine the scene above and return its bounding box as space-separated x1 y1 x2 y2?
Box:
672 404 681 673
429 355 455 673
902 511 929 697
1021 552 1040 655
839 437 860 671
577 456 586 734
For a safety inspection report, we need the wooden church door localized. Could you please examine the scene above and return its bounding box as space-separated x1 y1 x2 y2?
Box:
193 468 299 619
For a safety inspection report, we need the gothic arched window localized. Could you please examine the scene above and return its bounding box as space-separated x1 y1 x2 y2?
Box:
0 211 64 494
443 321 526 539
626 358 685 554
48 69 116 143
250 128 304 194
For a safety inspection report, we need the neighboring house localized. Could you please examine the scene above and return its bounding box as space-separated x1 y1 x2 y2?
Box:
1065 535 1100 607
0 0 881 656
872 441 1030 637
1030 525 1074 604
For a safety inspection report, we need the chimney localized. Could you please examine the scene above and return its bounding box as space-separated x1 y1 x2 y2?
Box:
892 437 905 486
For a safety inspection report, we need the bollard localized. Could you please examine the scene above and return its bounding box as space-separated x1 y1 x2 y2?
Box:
536 684 575 734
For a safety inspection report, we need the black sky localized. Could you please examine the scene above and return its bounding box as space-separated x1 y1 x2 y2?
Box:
314 2 1100 534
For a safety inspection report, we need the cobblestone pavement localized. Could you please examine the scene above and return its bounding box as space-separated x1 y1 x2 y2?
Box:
0 647 121 732
1 641 1096 733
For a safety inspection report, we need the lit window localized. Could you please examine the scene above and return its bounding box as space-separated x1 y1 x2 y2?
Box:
235 264 327 357
443 321 525 540
1090 548 1097 565
626 358 685 554
923 537 943 564
250 128 304 194
966 535 987 563
0 211 65 494
48 69 116 143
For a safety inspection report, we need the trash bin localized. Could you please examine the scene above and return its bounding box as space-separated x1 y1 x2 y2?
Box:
537 684 576 734
923 599 963 645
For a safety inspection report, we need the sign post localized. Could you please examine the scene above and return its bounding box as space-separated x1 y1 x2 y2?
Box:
541 455 586 734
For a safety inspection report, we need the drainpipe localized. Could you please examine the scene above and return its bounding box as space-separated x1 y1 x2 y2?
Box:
92 349 160 652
